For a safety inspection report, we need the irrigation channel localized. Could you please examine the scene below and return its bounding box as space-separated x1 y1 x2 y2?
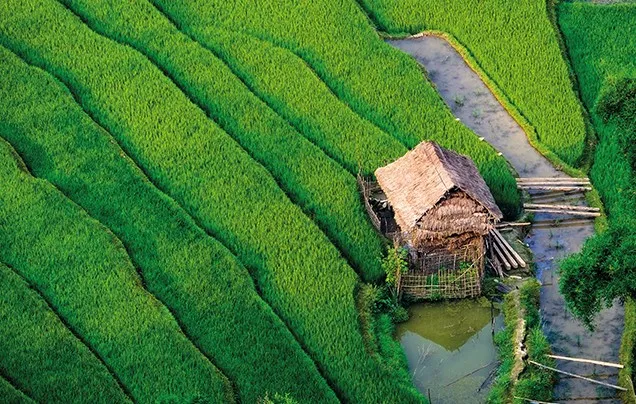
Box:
388 35 624 402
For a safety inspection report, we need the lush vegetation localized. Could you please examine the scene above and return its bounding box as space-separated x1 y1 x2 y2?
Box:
0 376 33 404
488 281 555 403
556 3 636 396
0 138 232 402
557 3 636 326
59 0 385 282
0 1 421 402
152 0 521 218
0 262 129 403
0 45 335 403
359 0 588 168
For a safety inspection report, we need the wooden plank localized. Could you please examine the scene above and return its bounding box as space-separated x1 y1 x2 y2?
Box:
517 186 592 192
491 231 518 269
518 180 591 186
528 360 627 391
524 203 600 212
525 209 601 217
491 229 526 268
513 397 557 404
547 354 623 369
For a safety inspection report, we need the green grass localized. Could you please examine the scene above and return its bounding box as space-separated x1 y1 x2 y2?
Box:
0 138 232 403
152 0 521 218
0 1 422 402
0 262 129 403
557 2 636 397
0 376 33 404
0 45 336 403
58 0 385 282
359 0 588 168
488 281 555 403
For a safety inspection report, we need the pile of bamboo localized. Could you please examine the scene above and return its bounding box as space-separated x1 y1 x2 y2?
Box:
489 228 526 275
516 177 591 192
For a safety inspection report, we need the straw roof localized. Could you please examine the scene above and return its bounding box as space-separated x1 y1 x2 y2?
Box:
375 141 503 234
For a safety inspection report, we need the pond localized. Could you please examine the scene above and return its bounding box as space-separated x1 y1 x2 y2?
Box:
396 299 503 403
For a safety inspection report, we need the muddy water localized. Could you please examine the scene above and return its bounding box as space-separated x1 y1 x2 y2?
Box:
397 300 503 403
389 35 624 402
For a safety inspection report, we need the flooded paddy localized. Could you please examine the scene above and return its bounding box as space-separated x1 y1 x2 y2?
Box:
389 35 624 402
397 299 503 403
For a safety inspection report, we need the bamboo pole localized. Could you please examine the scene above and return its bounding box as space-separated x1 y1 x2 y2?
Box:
491 232 518 269
524 203 600 212
512 396 557 404
496 222 531 228
491 241 512 270
528 360 627 391
491 229 526 268
547 354 623 369
518 182 592 187
517 185 592 191
517 177 590 182
525 209 601 217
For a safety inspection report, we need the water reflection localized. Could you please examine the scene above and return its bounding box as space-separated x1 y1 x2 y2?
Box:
396 300 503 403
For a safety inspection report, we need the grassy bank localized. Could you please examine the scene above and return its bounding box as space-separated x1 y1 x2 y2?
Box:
557 3 635 396
488 281 555 403
359 0 588 168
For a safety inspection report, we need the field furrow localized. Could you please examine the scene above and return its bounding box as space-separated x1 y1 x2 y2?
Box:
0 1 421 402
152 0 520 218
0 375 33 404
0 44 336 403
57 0 384 282
152 3 405 177
0 137 233 402
0 261 131 403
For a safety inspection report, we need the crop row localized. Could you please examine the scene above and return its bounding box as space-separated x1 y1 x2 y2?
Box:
0 1 422 402
0 375 33 404
59 0 385 282
360 0 588 167
0 262 129 403
153 0 521 217
0 45 335 403
0 136 232 402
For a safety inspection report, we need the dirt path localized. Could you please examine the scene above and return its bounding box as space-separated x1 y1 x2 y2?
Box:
388 34 624 403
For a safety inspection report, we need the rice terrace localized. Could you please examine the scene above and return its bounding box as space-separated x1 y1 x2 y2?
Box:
0 0 634 403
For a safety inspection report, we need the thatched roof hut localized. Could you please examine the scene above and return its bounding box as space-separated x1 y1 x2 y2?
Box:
375 141 502 247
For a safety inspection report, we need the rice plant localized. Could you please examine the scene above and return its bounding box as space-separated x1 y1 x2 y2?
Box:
0 46 336 403
0 1 422 402
0 139 232 403
0 262 130 403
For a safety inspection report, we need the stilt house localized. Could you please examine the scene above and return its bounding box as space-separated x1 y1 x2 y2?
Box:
371 141 503 299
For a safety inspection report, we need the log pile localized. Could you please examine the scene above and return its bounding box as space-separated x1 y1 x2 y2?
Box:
489 228 526 272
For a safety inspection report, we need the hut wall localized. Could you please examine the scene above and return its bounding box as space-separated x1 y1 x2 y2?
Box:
398 236 485 300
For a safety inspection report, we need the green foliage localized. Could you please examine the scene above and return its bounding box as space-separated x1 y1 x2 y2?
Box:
0 377 33 404
360 0 588 167
0 1 423 402
382 246 408 286
488 281 554 403
153 0 521 218
557 2 636 330
0 263 126 403
59 0 385 283
0 139 232 402
0 46 335 403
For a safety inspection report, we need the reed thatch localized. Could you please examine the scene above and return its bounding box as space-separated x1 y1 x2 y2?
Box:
375 141 502 241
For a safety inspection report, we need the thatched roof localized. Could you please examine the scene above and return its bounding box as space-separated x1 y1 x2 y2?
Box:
375 141 503 234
